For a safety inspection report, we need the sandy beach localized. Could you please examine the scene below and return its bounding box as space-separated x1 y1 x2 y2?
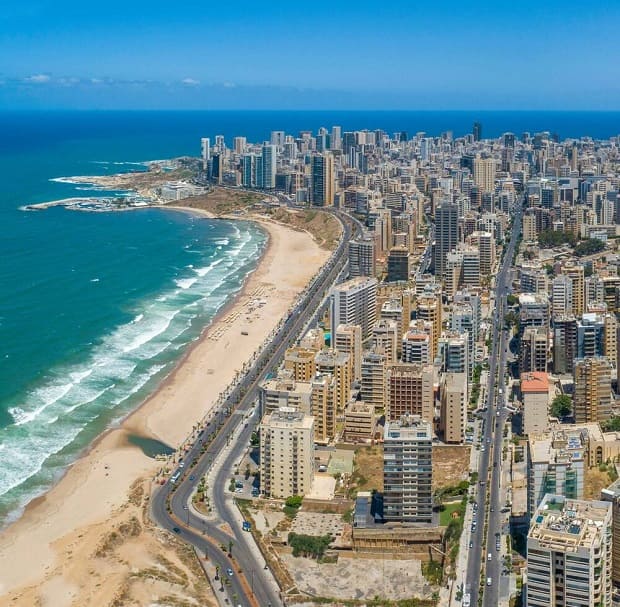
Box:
0 210 332 606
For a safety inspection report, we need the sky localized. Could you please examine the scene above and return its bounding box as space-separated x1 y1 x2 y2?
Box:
0 0 619 110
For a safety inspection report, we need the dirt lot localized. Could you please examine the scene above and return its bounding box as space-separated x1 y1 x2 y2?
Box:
350 445 384 493
173 189 342 251
584 466 615 500
282 553 435 603
169 186 262 215
433 445 471 491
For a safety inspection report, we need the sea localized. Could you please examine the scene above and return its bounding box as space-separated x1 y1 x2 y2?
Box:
0 109 619 526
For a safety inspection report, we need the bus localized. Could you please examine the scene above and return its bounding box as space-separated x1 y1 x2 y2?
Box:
170 471 181 484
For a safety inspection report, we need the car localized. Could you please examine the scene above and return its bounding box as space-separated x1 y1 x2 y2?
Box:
469 541 473 548
488 553 492 561
481 446 486 452
189 474 196 481
226 568 234 577
172 527 181 534
490 506 494 512
486 577 492 586
179 461 185 469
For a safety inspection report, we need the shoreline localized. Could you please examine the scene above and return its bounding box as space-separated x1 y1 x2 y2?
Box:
0 205 331 604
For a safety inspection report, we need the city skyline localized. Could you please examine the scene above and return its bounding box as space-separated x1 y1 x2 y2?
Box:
1 0 619 110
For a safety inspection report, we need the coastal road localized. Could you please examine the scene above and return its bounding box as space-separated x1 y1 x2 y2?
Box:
151 209 361 606
465 200 522 607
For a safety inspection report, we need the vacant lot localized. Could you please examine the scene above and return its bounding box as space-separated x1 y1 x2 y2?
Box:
584 465 616 500
170 187 262 215
433 445 471 491
350 445 384 493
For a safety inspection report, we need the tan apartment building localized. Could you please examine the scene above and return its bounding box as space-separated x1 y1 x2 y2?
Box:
573 357 612 423
439 372 467 444
334 323 362 382
260 407 314 499
386 362 434 423
314 349 351 412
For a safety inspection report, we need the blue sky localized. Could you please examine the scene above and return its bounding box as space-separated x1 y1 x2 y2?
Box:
1 0 619 109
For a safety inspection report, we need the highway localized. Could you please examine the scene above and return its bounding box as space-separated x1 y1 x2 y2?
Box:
151 208 362 607
465 199 522 607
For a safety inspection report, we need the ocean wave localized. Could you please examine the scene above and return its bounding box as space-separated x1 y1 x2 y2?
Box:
0 221 267 518
174 277 198 290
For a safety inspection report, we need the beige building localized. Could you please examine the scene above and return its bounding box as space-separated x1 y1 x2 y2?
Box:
343 401 376 442
439 372 467 444
520 372 551 436
315 349 351 412
259 374 313 416
562 262 585 317
300 328 324 351
260 407 314 499
311 373 336 443
416 293 442 360
361 352 386 410
386 363 434 423
372 319 399 363
473 156 496 193
573 357 612 423
523 212 537 241
334 323 362 382
527 494 612 607
284 346 316 381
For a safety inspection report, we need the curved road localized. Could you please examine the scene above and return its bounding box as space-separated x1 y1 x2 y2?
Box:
151 209 362 606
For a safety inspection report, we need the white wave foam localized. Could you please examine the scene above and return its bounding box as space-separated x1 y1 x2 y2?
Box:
132 313 144 323
194 259 223 277
214 238 230 246
122 309 179 353
174 277 198 290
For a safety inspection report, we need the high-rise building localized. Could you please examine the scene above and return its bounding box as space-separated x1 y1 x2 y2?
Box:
439 372 467 444
200 137 211 170
314 350 351 412
520 372 551 435
387 246 410 282
416 292 442 360
434 203 459 280
348 236 376 278
371 319 399 363
383 415 433 524
473 157 496 193
553 315 578 374
259 375 313 417
311 153 335 206
520 326 548 373
330 277 378 340
402 330 431 364
527 429 586 515
573 357 612 423
260 407 314 498
386 363 434 423
330 125 342 151
261 144 277 189
526 494 612 607
562 263 586 317
361 352 386 410
311 374 336 443
334 324 362 382
284 347 317 381
552 275 574 317
472 121 482 142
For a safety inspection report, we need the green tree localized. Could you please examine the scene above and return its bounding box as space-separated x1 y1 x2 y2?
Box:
550 394 572 418
574 238 605 257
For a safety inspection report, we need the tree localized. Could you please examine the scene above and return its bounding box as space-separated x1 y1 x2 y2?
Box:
574 238 605 257
550 394 572 419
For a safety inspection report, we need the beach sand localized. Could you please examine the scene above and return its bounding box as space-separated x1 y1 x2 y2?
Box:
0 213 331 606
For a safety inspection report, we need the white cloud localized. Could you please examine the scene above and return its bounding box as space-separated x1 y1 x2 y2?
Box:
222 81 236 88
23 74 51 83
182 78 200 86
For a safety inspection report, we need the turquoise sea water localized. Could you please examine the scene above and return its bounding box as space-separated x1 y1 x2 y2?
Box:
0 109 619 525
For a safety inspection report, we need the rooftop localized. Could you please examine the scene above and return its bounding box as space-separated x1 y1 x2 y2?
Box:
520 371 549 393
529 494 611 550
